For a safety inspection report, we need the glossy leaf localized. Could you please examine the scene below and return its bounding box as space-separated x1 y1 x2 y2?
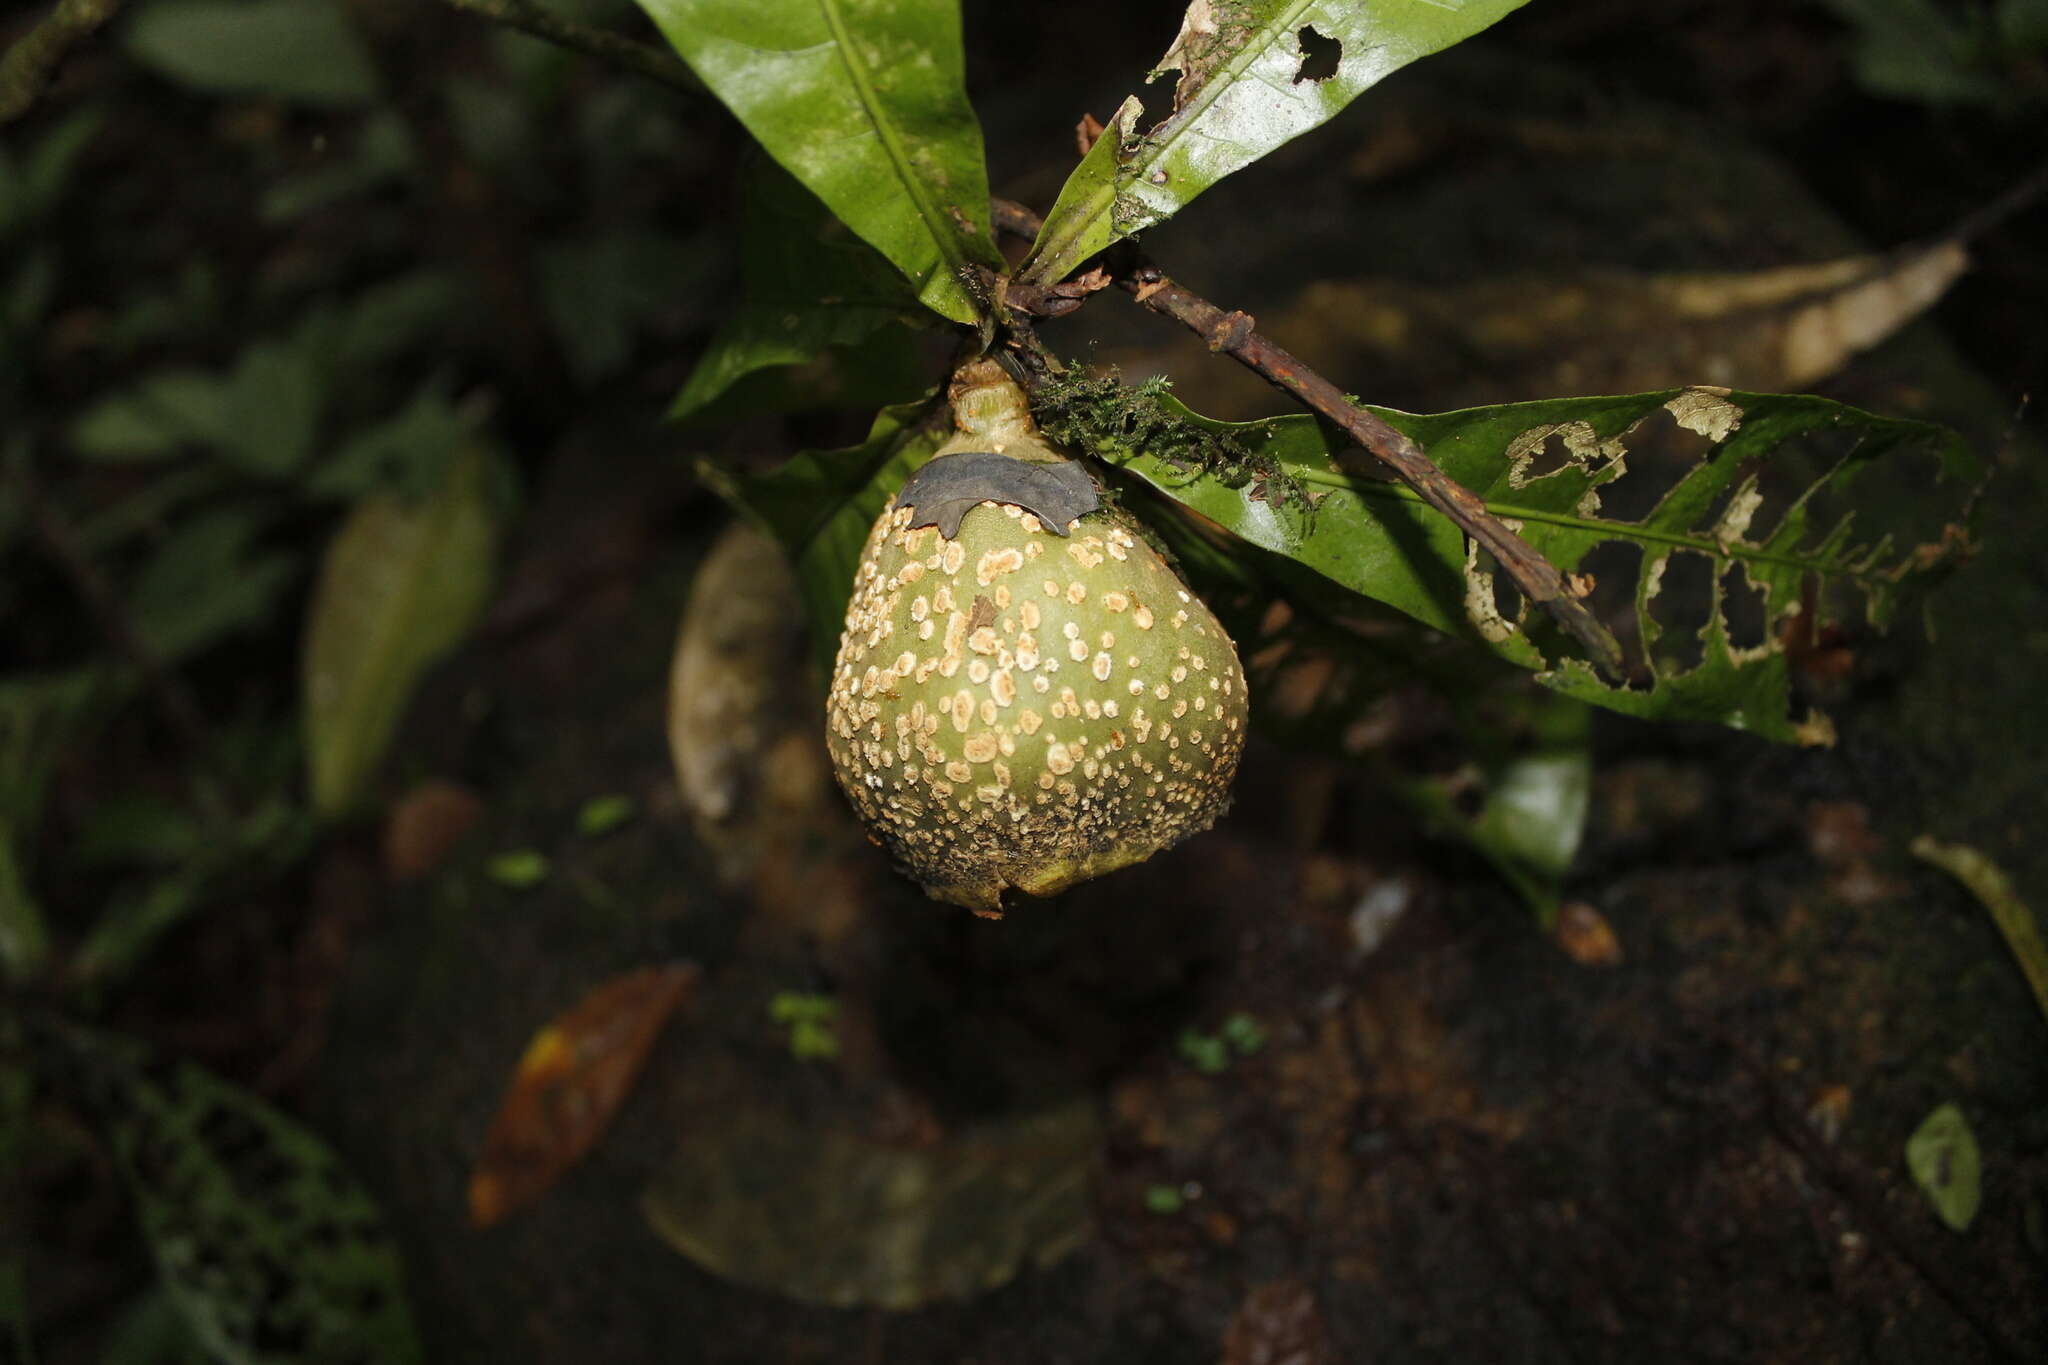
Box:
670 161 926 424
1021 0 1531 287
697 396 947 678
41 1026 421 1364
125 0 380 107
303 446 501 818
1077 385 1980 743
469 964 700 1227
633 0 1005 324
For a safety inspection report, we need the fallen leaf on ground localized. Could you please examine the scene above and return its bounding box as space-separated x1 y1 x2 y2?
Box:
383 779 484 882
469 963 701 1228
1905 1101 1982 1233
1555 901 1623 967
1222 1278 1336 1365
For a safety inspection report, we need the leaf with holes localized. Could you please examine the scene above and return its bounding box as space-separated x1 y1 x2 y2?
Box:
1139 514 1592 920
38 1025 421 1365
1059 384 1981 744
1021 0 1532 288
697 396 948 680
634 0 1005 325
303 445 501 818
671 160 929 425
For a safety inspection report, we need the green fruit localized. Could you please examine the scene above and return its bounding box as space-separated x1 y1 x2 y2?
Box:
826 361 1248 916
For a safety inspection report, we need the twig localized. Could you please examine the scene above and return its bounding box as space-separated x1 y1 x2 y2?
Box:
0 0 124 125
990 198 1626 680
438 0 703 97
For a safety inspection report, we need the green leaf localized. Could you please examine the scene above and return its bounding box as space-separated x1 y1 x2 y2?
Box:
1 1038 33 1364
1020 0 1531 287
485 850 550 888
124 0 380 107
70 370 234 463
1072 384 1980 743
537 230 711 385
1911 837 2048 1029
4 249 58 337
221 341 323 477
307 383 472 501
575 795 635 837
71 800 313 987
39 1026 423 1363
0 107 102 239
633 0 1004 324
1396 691 1591 924
0 821 49 985
73 794 206 869
131 508 299 663
303 446 501 818
258 113 414 223
329 269 455 375
1143 1184 1185 1215
1818 0 2008 105
95 1289 214 1365
1906 1102 1982 1231
697 396 946 679
670 160 926 425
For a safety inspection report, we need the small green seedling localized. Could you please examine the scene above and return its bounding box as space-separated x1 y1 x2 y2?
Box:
486 850 549 889
769 992 839 1062
576 795 635 837
1178 1012 1268 1073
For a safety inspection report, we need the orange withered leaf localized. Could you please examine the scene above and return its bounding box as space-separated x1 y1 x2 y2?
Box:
468 963 700 1228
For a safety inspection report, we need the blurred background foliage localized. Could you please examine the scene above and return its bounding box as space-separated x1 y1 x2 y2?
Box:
3 0 2047 1360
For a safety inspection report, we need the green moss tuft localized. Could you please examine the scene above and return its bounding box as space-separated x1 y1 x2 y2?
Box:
1030 370 1311 516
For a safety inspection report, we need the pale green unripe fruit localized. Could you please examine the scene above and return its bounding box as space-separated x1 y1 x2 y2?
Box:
825 361 1249 916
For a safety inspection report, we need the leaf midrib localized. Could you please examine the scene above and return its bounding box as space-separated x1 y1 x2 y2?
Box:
1026 2 1324 286
816 0 972 303
1138 0 1322 177
1144 457 1896 585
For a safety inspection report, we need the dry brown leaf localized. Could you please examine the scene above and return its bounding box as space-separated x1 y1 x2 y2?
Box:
666 525 816 878
382 779 485 882
469 963 700 1228
1555 900 1623 967
1222 1279 1336 1365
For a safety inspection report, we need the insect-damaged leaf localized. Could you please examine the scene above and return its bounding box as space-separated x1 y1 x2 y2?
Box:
35 1025 422 1365
891 452 1101 539
302 445 500 818
1021 0 1531 289
632 0 1005 326
1073 385 1981 743
469 964 700 1228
